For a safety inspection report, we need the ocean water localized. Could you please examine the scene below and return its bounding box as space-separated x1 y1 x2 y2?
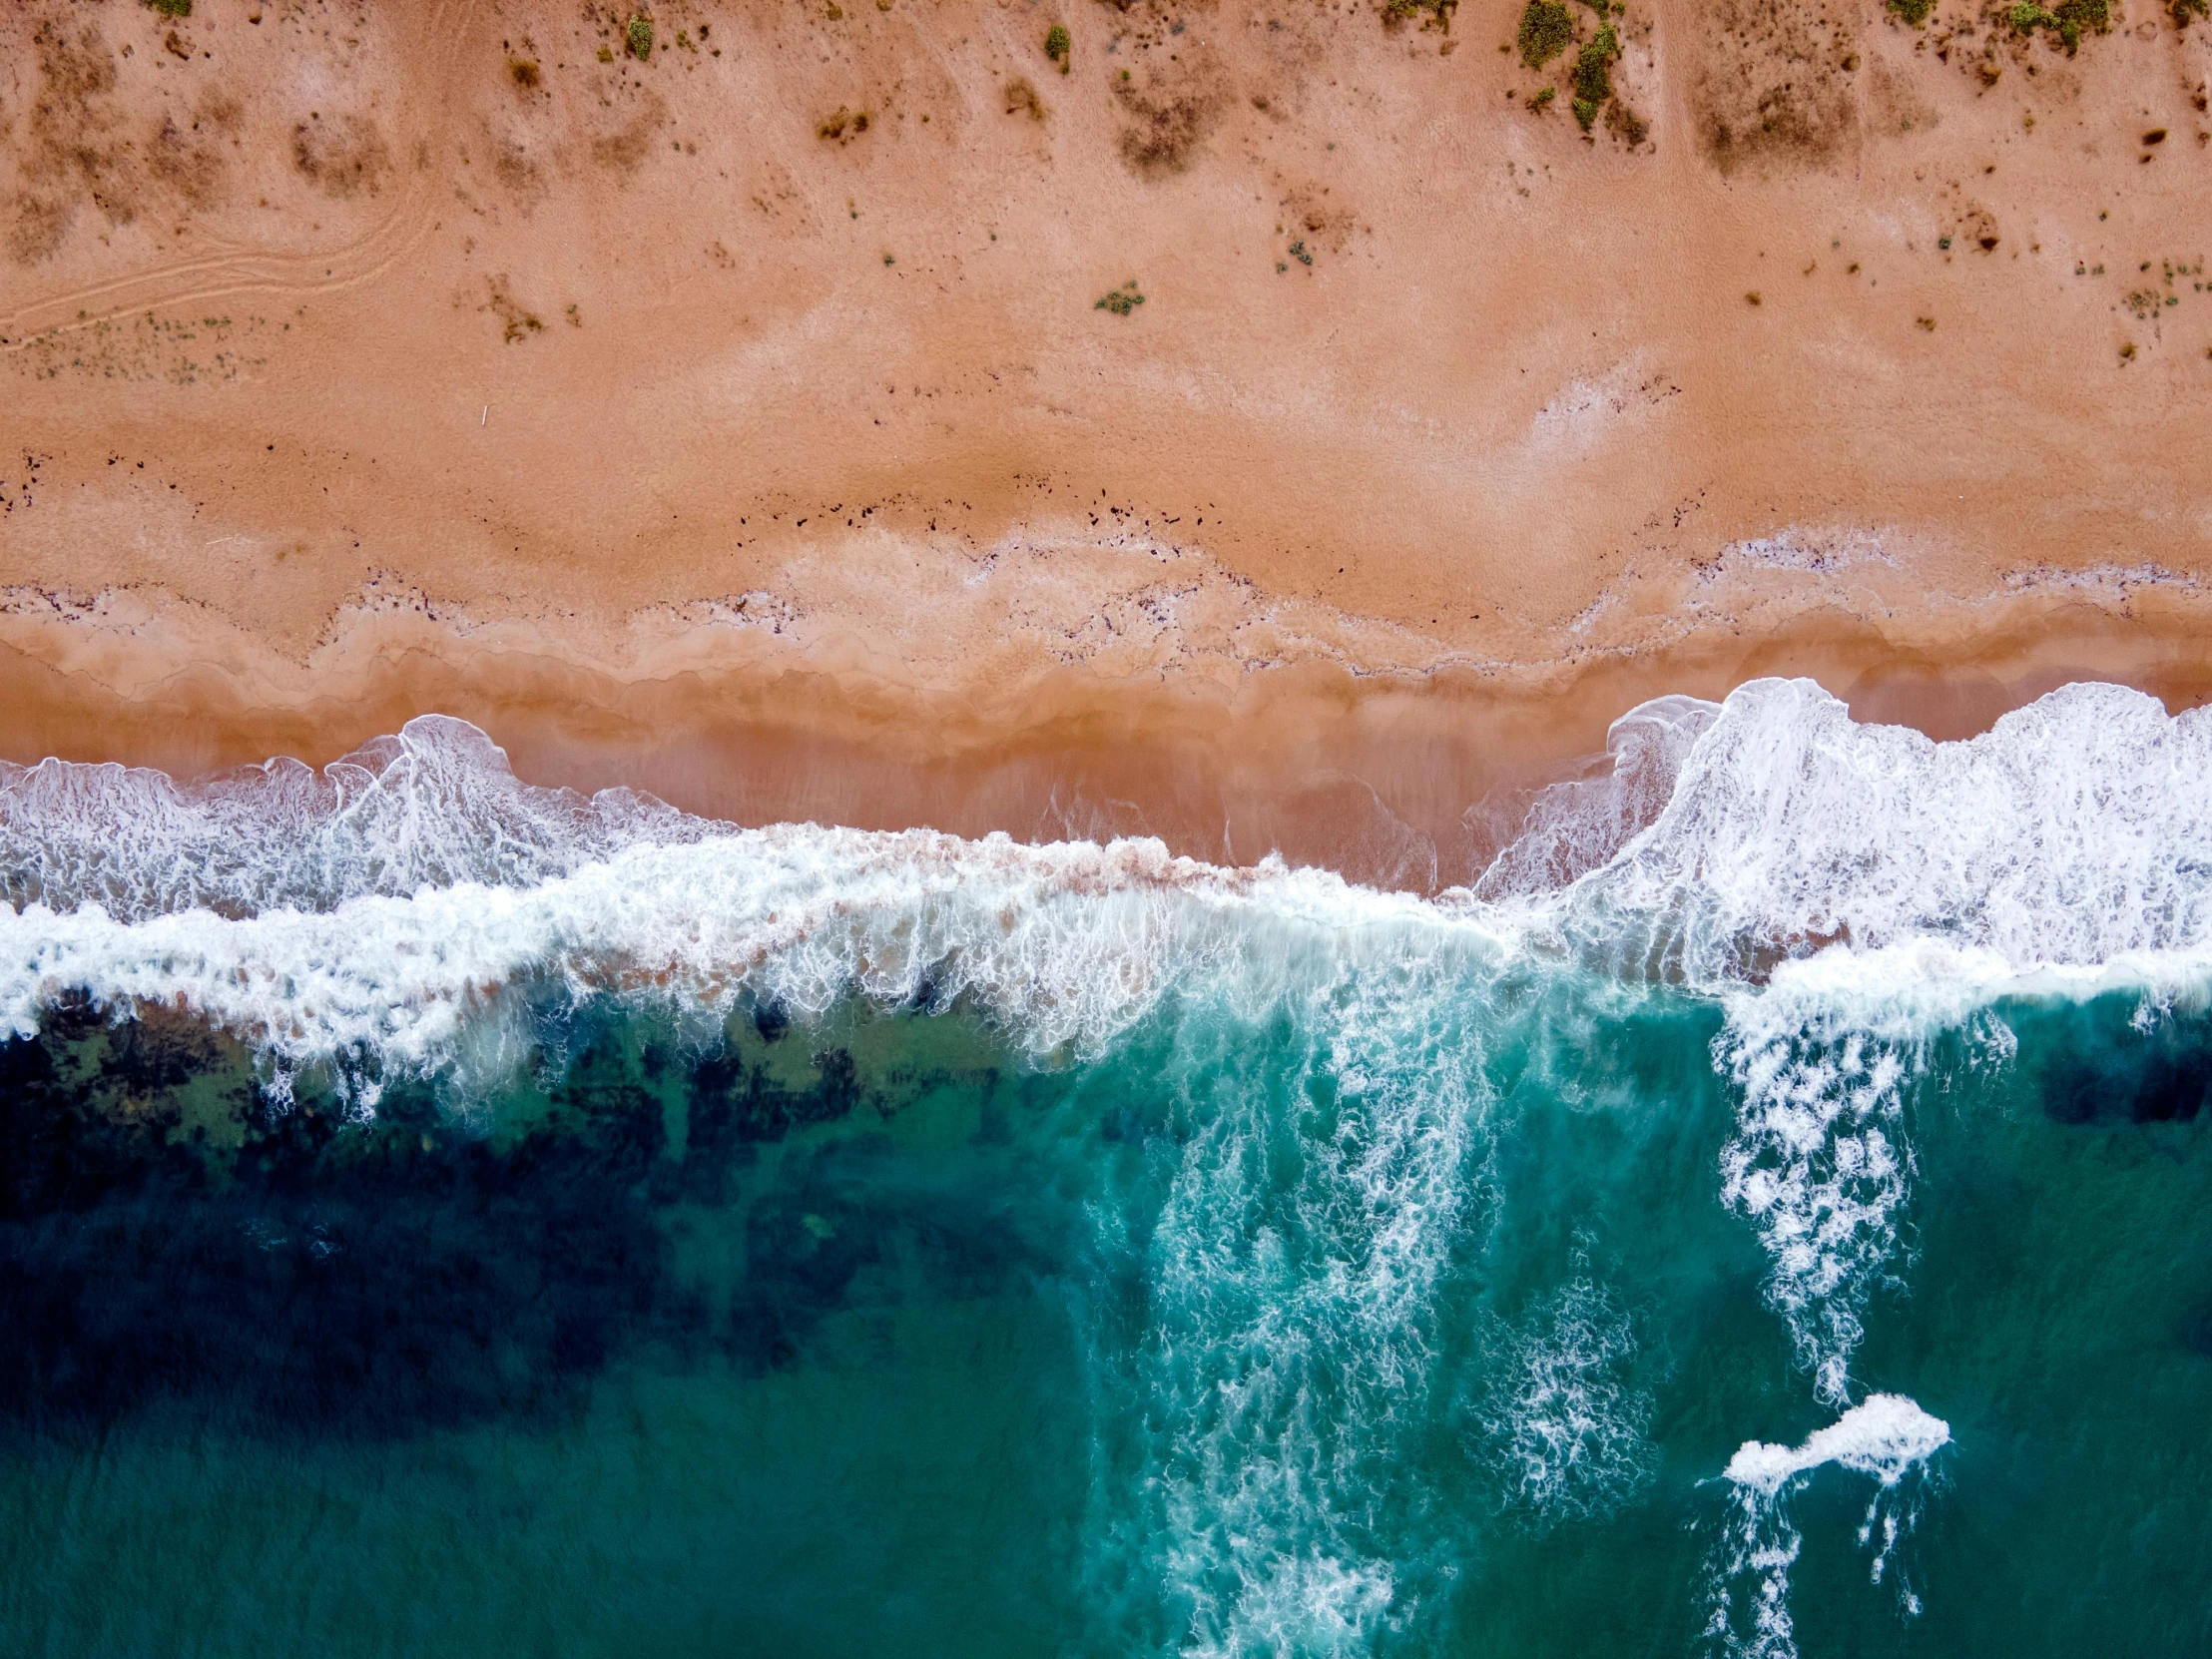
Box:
0 677 2208 1657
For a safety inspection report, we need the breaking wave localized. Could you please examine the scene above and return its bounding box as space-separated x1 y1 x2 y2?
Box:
1702 1394 1951 1659
7 678 2208 1083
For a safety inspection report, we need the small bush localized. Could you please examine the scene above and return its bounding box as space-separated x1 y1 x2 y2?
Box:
2009 0 2105 50
2175 0 2209 26
626 14 654 60
1526 85 1556 111
1517 0 1573 69
2054 0 2108 47
1095 281 1145 315
1571 24 1619 108
1045 24 1070 61
1887 0 1935 24
144 0 192 16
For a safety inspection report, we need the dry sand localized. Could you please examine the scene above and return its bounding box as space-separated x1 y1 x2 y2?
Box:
3 0 2210 883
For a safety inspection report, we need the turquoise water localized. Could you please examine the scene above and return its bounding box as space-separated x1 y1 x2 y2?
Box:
4 679 2212 1655
0 979 2206 1656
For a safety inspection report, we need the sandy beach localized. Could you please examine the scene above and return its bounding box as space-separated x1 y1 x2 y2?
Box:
5 0 2211 882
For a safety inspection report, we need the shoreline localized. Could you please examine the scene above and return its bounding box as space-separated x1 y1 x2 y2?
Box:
5 584 2209 892
4 0 2209 889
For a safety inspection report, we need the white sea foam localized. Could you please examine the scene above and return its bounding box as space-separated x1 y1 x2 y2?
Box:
1129 952 1487 1656
1477 1273 1656 1526
1548 677 2212 987
6 680 2211 1073
0 716 704 918
1716 1021 1916 1406
0 824 1498 1091
1703 1395 1950 1659
1471 694 1718 902
1720 1392 1950 1494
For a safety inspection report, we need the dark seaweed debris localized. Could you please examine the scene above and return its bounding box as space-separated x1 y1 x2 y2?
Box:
0 1001 1058 1439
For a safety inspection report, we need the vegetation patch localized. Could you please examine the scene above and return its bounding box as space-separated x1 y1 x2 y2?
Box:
626 14 655 61
1518 0 1574 68
485 276 545 343
1383 0 1459 28
1570 25 1620 128
818 108 871 142
1604 97 1650 146
1113 61 1224 177
1045 24 1071 70
1888 0 1936 23
291 114 392 199
1510 5 1644 145
142 0 193 16
2005 0 2107 52
1095 280 1146 315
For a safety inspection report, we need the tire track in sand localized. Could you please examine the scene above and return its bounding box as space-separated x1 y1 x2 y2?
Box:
0 0 469 350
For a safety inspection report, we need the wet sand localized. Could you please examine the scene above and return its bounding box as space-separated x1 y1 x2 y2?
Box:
4 591 2207 891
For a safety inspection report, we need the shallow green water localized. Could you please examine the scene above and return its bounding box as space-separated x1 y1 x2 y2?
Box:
0 977 2206 1657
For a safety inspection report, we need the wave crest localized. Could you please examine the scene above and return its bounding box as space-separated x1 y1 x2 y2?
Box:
0 715 704 918
1553 678 2212 983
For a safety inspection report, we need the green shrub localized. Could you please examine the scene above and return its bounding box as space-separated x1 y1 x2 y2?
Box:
2009 0 2104 49
2053 0 2107 48
1571 24 1619 107
1045 24 1070 60
1517 0 1573 68
1887 0 1935 23
143 0 192 15
626 14 654 59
